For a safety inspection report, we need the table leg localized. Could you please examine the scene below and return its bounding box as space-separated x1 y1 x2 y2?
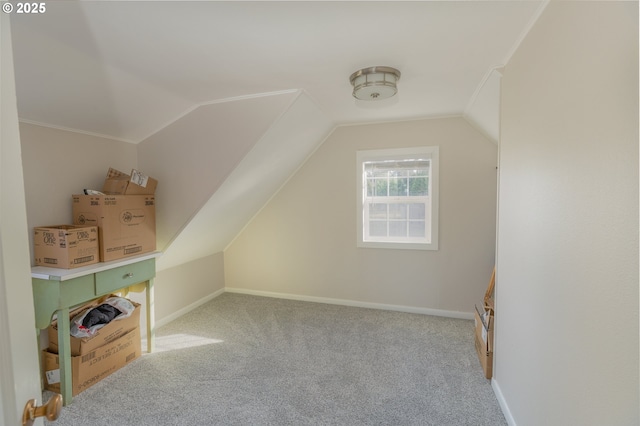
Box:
146 278 155 353
57 307 72 405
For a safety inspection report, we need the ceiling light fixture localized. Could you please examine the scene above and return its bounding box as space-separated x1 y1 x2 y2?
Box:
349 66 401 101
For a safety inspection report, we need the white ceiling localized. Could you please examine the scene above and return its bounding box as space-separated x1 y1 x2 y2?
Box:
9 1 544 143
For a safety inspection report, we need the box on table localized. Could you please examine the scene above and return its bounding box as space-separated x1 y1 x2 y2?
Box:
33 225 99 269
102 167 157 195
474 305 493 379
48 298 141 356
42 327 141 397
72 194 156 262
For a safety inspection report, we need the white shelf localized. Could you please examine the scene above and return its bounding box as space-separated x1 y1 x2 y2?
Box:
31 251 161 281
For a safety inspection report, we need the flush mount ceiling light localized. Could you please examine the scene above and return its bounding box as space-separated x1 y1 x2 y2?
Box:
349 66 401 101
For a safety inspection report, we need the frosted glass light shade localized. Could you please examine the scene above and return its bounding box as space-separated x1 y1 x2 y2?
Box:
349 66 401 100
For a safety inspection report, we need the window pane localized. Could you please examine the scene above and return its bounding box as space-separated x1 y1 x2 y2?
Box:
408 203 425 220
366 178 375 197
408 177 428 196
389 177 407 196
369 203 387 219
389 221 407 237
369 221 387 237
409 221 426 238
358 147 437 250
410 168 428 177
375 178 388 196
389 204 407 219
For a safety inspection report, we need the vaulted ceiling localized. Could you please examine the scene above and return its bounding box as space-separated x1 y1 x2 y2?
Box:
10 1 545 144
10 1 547 268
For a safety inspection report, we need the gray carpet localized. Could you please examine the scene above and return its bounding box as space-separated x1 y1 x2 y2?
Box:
45 293 506 425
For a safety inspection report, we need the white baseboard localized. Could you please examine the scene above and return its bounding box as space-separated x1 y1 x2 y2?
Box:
155 287 225 329
147 286 473 340
492 378 516 426
224 287 474 320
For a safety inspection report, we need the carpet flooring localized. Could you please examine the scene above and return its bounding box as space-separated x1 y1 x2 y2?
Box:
45 293 506 425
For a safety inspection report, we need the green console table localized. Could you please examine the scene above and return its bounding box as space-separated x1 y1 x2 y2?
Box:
31 252 159 405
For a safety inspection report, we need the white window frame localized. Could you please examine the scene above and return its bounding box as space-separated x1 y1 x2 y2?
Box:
356 146 439 250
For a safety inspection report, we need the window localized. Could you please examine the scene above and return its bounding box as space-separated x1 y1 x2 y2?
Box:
357 146 439 250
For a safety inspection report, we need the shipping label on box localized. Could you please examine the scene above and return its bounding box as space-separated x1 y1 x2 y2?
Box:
103 168 157 195
130 169 149 188
34 225 99 269
72 195 156 262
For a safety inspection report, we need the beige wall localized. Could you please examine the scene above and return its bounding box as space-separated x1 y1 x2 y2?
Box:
20 122 138 261
18 115 497 326
153 252 225 323
19 123 224 324
496 2 638 424
225 117 497 315
1 14 44 423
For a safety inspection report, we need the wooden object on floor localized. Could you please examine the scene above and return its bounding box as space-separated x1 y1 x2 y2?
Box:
484 266 495 313
475 266 496 379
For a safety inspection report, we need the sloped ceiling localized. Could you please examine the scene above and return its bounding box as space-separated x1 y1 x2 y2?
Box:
136 91 302 252
465 68 504 143
155 92 334 270
9 1 545 143
8 1 547 268
134 90 335 271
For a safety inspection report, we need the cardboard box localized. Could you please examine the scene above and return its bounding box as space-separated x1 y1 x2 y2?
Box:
72 194 156 262
474 305 493 379
102 168 157 195
48 299 141 356
33 225 99 269
42 327 141 396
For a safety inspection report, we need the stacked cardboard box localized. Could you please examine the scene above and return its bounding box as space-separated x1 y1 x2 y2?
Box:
47 298 141 355
72 168 157 262
33 225 99 269
101 167 158 196
42 296 141 396
32 168 157 267
72 194 156 262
